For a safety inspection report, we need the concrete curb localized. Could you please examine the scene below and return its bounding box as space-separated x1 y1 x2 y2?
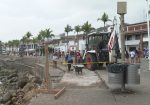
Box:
95 71 109 89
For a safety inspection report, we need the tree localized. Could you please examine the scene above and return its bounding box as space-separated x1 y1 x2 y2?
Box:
38 28 54 56
12 39 20 55
25 32 33 43
38 30 46 56
97 12 110 31
65 24 73 36
37 34 42 41
74 25 81 50
31 37 38 56
81 21 94 50
7 41 12 53
32 37 38 44
22 32 33 56
38 30 46 42
37 34 43 55
7 40 14 54
74 25 80 35
44 28 55 41
65 24 73 50
20 36 27 44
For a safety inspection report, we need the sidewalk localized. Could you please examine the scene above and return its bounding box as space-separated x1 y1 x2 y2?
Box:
96 69 150 105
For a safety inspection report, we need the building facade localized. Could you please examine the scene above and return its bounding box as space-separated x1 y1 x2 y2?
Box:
124 22 149 53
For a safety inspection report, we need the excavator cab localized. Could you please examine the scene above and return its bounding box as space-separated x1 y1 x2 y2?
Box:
84 32 111 70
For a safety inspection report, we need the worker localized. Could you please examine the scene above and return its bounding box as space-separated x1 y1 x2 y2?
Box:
65 52 73 71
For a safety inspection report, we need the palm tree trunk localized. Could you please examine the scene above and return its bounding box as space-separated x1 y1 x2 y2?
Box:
104 22 106 32
26 43 29 56
67 33 69 51
85 33 88 51
76 33 79 51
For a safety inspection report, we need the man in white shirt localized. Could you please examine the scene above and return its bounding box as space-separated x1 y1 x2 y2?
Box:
130 51 135 63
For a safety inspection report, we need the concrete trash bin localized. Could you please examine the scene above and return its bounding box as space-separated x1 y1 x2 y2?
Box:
126 64 140 84
107 64 128 84
108 72 123 84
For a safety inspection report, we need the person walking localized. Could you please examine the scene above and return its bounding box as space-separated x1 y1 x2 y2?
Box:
65 52 73 71
125 49 129 63
137 48 142 63
130 50 135 63
135 49 138 63
76 50 81 63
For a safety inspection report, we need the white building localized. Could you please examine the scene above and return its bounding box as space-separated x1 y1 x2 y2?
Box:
124 22 149 53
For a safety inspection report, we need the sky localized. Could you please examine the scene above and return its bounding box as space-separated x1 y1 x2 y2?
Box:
0 0 147 42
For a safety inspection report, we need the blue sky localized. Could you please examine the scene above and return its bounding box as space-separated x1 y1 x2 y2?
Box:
0 0 147 42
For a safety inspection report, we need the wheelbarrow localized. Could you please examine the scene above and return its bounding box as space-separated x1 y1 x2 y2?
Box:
73 64 84 74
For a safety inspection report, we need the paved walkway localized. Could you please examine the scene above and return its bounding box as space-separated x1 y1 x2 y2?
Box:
28 88 116 105
28 67 150 105
96 69 150 105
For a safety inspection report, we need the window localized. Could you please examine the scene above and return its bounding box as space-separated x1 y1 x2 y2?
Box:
144 34 148 38
127 35 132 40
135 34 140 40
129 47 136 51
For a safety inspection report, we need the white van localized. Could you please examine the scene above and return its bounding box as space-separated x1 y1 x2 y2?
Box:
2 49 7 55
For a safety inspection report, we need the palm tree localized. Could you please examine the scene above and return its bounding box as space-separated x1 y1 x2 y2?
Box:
38 30 46 42
44 28 54 42
25 32 33 45
25 32 33 56
12 40 20 55
74 25 81 50
97 12 110 31
8 40 15 55
38 30 46 56
4 42 8 55
20 32 32 56
65 24 73 50
37 34 42 42
31 37 38 56
37 34 42 56
81 21 94 50
26 32 33 40
38 28 54 56
20 36 27 44
8 41 13 54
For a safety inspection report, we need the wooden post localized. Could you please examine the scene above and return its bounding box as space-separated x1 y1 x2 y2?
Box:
140 33 143 57
45 43 51 91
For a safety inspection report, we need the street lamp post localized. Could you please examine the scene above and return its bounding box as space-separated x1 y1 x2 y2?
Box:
117 1 127 92
146 0 150 71
117 1 127 63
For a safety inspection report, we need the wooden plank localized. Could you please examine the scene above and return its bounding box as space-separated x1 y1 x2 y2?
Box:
54 87 65 99
36 89 60 94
